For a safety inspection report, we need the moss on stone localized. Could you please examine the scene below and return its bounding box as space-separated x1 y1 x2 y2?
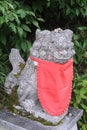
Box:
14 73 20 78
1 84 63 126
19 63 26 70
2 86 63 126
6 86 19 112
12 109 63 126
14 63 25 78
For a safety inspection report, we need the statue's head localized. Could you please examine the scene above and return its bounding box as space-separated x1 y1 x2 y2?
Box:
30 28 75 63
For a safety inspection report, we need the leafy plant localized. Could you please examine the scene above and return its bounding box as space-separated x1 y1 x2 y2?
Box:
71 26 87 130
0 0 44 59
71 73 87 130
73 26 87 74
58 0 87 22
0 54 10 89
36 0 87 30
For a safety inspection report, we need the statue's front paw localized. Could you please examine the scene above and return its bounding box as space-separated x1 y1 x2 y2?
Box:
20 99 35 112
17 82 31 102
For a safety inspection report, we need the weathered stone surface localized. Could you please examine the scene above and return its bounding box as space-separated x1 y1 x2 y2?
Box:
0 107 83 130
4 28 75 123
4 49 25 94
30 29 75 63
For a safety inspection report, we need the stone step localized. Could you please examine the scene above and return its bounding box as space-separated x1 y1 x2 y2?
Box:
0 107 83 130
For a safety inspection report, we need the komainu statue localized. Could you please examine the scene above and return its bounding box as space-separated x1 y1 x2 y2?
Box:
5 28 75 124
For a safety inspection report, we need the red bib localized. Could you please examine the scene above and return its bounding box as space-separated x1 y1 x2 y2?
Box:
30 56 73 116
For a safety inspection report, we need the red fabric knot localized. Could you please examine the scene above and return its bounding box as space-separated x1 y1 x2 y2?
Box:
30 55 73 116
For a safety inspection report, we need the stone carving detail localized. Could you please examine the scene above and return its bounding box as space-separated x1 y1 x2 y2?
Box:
30 28 75 63
5 49 25 94
4 28 75 124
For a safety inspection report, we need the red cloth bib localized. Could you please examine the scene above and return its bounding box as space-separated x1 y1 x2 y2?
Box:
30 56 73 116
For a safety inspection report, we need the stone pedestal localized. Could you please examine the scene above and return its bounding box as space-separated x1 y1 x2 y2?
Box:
71 124 77 130
0 107 83 130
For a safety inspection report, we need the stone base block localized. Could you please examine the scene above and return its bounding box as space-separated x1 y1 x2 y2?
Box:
71 124 77 130
0 107 83 130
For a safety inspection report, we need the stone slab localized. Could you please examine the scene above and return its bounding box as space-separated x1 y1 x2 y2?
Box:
0 123 78 130
0 107 83 130
71 124 77 130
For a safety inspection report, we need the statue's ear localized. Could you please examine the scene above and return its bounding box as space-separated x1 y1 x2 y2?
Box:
64 29 73 40
35 29 41 40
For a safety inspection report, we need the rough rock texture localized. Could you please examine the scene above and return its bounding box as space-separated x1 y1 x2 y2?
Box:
30 29 75 63
0 107 83 130
4 49 25 94
4 28 75 124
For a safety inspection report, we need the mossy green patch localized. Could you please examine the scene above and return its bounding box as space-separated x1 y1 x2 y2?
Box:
0 85 63 126
0 86 19 111
7 86 19 111
14 62 26 78
12 109 63 126
19 63 26 70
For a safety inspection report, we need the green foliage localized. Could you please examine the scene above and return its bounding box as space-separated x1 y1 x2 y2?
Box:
0 49 10 86
40 0 87 29
73 26 87 74
0 0 44 59
58 0 87 19
71 73 87 130
71 26 87 130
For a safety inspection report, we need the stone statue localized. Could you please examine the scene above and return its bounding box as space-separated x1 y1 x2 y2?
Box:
4 28 75 124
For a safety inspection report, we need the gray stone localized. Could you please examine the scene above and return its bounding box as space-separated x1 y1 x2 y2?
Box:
0 107 83 130
4 28 75 123
30 28 75 63
4 48 25 94
71 124 77 130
